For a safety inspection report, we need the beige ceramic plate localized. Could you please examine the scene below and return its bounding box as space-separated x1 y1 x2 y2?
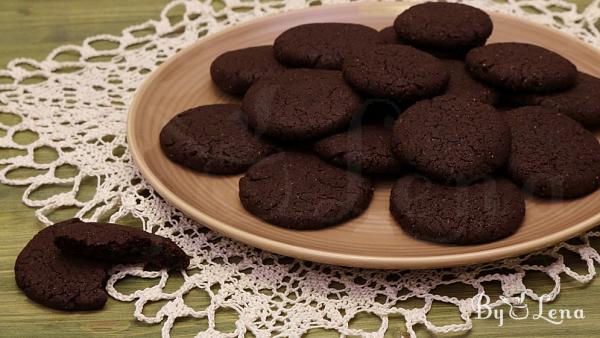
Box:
128 2 600 269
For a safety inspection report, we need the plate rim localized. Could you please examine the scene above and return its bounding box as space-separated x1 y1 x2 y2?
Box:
127 2 600 269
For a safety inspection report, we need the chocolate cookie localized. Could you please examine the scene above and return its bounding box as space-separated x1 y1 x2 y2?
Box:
242 69 363 141
342 45 449 102
273 23 379 70
313 125 405 175
466 42 577 93
210 45 286 95
54 219 189 271
390 175 525 245
393 2 493 56
504 106 600 198
378 26 402 44
392 95 511 182
239 152 373 229
14 219 108 311
442 59 499 104
160 104 277 175
505 72 600 126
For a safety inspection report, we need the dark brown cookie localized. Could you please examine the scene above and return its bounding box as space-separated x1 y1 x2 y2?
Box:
466 42 577 93
242 69 363 141
504 106 600 198
313 125 405 175
54 219 189 271
210 45 286 95
378 26 402 44
273 23 380 70
239 152 373 229
342 44 449 103
394 2 493 56
442 59 499 104
160 104 277 175
392 95 511 182
390 175 525 245
14 219 108 311
505 72 600 126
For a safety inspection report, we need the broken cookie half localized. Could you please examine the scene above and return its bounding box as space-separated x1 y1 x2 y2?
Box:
14 218 189 311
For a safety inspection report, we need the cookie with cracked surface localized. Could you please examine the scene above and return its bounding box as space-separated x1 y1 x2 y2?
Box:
239 152 373 229
160 104 277 175
14 219 109 311
242 69 363 141
392 95 511 182
273 23 380 70
342 44 449 102
54 219 189 271
210 45 286 95
505 72 600 126
442 59 499 104
313 124 405 175
390 175 525 245
466 42 577 93
504 106 600 198
393 2 493 56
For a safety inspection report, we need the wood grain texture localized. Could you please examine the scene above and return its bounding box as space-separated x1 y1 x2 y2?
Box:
0 1 599 337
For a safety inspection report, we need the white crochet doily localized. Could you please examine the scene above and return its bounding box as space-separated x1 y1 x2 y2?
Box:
1 0 599 337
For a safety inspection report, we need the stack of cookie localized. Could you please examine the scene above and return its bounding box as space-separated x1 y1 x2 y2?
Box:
160 2 600 246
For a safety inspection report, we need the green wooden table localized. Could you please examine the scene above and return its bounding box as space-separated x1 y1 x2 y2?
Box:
1 1 599 337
